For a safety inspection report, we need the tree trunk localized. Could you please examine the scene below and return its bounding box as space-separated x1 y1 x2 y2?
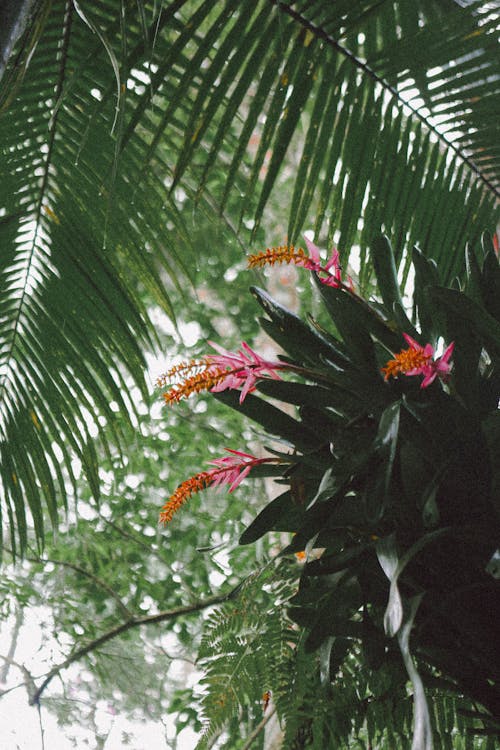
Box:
0 606 24 684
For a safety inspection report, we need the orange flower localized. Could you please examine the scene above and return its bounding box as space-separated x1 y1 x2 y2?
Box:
157 342 286 405
247 245 309 268
159 472 211 523
382 347 432 380
159 365 230 405
262 690 272 712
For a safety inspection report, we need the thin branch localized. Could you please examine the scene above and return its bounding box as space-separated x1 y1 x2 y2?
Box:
0 679 27 698
7 546 133 619
154 643 196 667
25 552 133 620
0 654 37 704
241 706 277 750
271 0 499 198
0 607 23 684
29 584 240 706
37 702 45 750
97 515 158 556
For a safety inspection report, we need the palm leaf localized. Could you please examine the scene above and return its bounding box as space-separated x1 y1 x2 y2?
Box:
0 1 194 551
124 0 500 267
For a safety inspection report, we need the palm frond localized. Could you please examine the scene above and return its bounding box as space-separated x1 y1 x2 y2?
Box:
0 0 195 551
104 0 500 284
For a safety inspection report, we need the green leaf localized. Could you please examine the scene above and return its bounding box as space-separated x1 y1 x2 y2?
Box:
316 279 402 354
429 286 500 360
365 401 400 522
256 379 362 420
314 282 379 371
376 529 448 638
239 490 304 544
411 246 442 341
304 544 371 577
480 246 500 323
370 235 404 312
212 390 319 452
464 241 483 305
396 595 433 750
251 285 350 368
303 577 363 652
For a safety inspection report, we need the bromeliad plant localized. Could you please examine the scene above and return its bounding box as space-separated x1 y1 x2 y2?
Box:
158 234 500 746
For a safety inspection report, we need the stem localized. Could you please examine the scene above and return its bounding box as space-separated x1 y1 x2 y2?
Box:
27 552 134 620
241 706 277 750
0 654 37 703
0 607 23 684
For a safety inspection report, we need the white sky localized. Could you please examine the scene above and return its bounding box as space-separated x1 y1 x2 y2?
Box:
0 608 200 749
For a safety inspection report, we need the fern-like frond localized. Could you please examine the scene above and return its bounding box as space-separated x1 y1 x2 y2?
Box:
198 577 497 749
195 563 298 748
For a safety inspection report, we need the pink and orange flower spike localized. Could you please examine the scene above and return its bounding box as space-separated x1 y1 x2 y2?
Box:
247 237 354 291
156 341 288 406
160 449 280 524
382 334 454 388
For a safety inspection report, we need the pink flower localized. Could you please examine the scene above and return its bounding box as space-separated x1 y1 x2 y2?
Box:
208 449 268 492
304 237 342 287
403 334 455 387
157 342 287 405
247 237 353 290
207 341 284 403
424 341 455 387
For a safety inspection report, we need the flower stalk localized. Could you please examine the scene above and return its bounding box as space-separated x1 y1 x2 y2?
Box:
157 341 289 405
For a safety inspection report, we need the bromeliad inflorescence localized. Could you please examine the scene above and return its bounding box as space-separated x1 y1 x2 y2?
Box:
157 238 456 526
159 449 281 524
247 237 354 290
156 341 287 406
382 334 454 388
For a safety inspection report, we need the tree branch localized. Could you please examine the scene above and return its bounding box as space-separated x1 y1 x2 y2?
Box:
0 607 23 684
29 585 239 706
97 515 159 557
26 552 134 620
0 654 37 704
